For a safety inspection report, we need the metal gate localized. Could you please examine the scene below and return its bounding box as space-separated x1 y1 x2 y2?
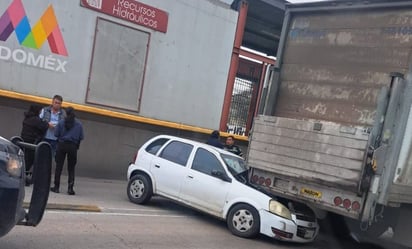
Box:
226 58 262 136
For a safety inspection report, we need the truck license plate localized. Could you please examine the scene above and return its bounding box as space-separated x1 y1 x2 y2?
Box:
300 188 322 199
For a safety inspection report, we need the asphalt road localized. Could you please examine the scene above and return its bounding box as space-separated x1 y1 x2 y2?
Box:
1 199 304 249
0 177 408 249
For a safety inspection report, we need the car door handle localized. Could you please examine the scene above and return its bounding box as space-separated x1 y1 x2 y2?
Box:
155 164 160 168
187 175 194 179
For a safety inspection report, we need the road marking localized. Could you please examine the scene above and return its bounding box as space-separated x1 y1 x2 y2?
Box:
24 202 101 212
46 210 187 218
102 207 171 212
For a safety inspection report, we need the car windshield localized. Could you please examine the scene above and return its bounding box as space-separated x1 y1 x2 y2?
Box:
221 153 247 176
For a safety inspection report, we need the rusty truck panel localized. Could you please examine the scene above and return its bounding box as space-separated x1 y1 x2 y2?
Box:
248 116 369 192
274 7 412 126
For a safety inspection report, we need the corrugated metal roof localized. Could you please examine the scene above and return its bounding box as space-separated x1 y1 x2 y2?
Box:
232 0 286 56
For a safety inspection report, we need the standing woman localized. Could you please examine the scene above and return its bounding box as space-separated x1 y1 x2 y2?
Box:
51 107 84 195
21 104 49 186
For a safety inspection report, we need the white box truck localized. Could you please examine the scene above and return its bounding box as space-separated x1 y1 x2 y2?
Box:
247 1 412 247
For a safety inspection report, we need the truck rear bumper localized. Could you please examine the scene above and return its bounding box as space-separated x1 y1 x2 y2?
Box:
251 168 364 219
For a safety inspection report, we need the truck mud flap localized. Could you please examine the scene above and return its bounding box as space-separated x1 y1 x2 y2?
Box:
26 142 52 226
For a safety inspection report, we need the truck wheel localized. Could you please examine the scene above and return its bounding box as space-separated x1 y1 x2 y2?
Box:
227 204 260 238
346 205 399 239
328 213 389 242
127 174 152 204
344 217 391 239
328 206 399 243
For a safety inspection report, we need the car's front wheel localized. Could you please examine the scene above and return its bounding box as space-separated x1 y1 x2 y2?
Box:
227 203 260 238
127 174 152 204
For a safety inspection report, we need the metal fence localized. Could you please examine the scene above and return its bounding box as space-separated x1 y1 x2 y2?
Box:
227 77 254 136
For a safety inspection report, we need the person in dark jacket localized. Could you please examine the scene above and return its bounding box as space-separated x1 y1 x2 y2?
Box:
20 104 49 186
206 130 224 149
224 135 243 157
50 107 84 195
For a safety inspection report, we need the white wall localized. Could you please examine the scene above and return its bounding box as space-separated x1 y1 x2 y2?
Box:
0 0 238 129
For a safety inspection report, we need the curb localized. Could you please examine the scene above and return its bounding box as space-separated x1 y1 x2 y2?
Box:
23 202 101 212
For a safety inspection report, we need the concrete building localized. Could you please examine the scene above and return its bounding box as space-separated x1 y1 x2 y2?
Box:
0 0 285 178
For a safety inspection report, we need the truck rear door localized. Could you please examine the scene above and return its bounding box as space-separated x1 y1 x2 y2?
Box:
251 1 412 215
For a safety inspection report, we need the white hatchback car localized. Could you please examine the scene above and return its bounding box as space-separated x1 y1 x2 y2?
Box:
127 135 319 243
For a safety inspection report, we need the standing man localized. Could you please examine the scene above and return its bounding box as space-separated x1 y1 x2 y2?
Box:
224 135 243 157
39 95 66 155
51 107 84 195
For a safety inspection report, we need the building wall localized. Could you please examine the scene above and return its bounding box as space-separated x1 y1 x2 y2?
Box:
0 0 242 179
0 97 248 180
0 0 238 129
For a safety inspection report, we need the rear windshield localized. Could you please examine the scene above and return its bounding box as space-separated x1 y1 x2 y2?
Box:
145 138 169 155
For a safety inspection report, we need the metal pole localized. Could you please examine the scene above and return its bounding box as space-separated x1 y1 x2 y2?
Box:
219 0 248 132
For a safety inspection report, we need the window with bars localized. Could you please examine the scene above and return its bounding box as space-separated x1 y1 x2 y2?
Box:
227 77 253 136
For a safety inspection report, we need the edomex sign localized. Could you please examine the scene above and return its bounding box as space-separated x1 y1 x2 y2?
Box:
0 0 68 72
81 0 168 33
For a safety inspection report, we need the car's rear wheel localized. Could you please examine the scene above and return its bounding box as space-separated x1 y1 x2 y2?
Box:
127 174 152 204
227 203 260 238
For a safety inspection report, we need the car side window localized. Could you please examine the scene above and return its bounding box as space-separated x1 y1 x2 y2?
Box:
192 148 225 175
145 138 169 155
159 141 193 166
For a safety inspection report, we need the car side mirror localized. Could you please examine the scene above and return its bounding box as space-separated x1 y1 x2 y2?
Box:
211 170 232 183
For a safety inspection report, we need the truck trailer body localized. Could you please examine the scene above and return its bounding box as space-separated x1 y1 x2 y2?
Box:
247 1 412 246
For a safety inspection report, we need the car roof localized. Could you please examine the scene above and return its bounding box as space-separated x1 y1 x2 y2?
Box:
151 134 242 158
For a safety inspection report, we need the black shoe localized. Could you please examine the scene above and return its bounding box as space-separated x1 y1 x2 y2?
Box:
25 179 32 187
67 189 75 195
50 186 59 193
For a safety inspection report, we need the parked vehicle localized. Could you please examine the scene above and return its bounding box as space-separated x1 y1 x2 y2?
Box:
247 1 412 247
126 135 319 243
0 136 52 237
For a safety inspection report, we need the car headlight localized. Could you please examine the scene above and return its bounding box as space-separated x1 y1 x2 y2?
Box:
269 200 292 220
6 156 23 178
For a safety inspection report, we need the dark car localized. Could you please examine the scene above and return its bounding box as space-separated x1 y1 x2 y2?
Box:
0 136 52 237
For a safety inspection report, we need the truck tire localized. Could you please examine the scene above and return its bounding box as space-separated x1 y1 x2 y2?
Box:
345 205 399 239
328 205 400 244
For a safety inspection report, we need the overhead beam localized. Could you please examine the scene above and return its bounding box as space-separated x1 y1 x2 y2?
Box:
240 48 276 65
